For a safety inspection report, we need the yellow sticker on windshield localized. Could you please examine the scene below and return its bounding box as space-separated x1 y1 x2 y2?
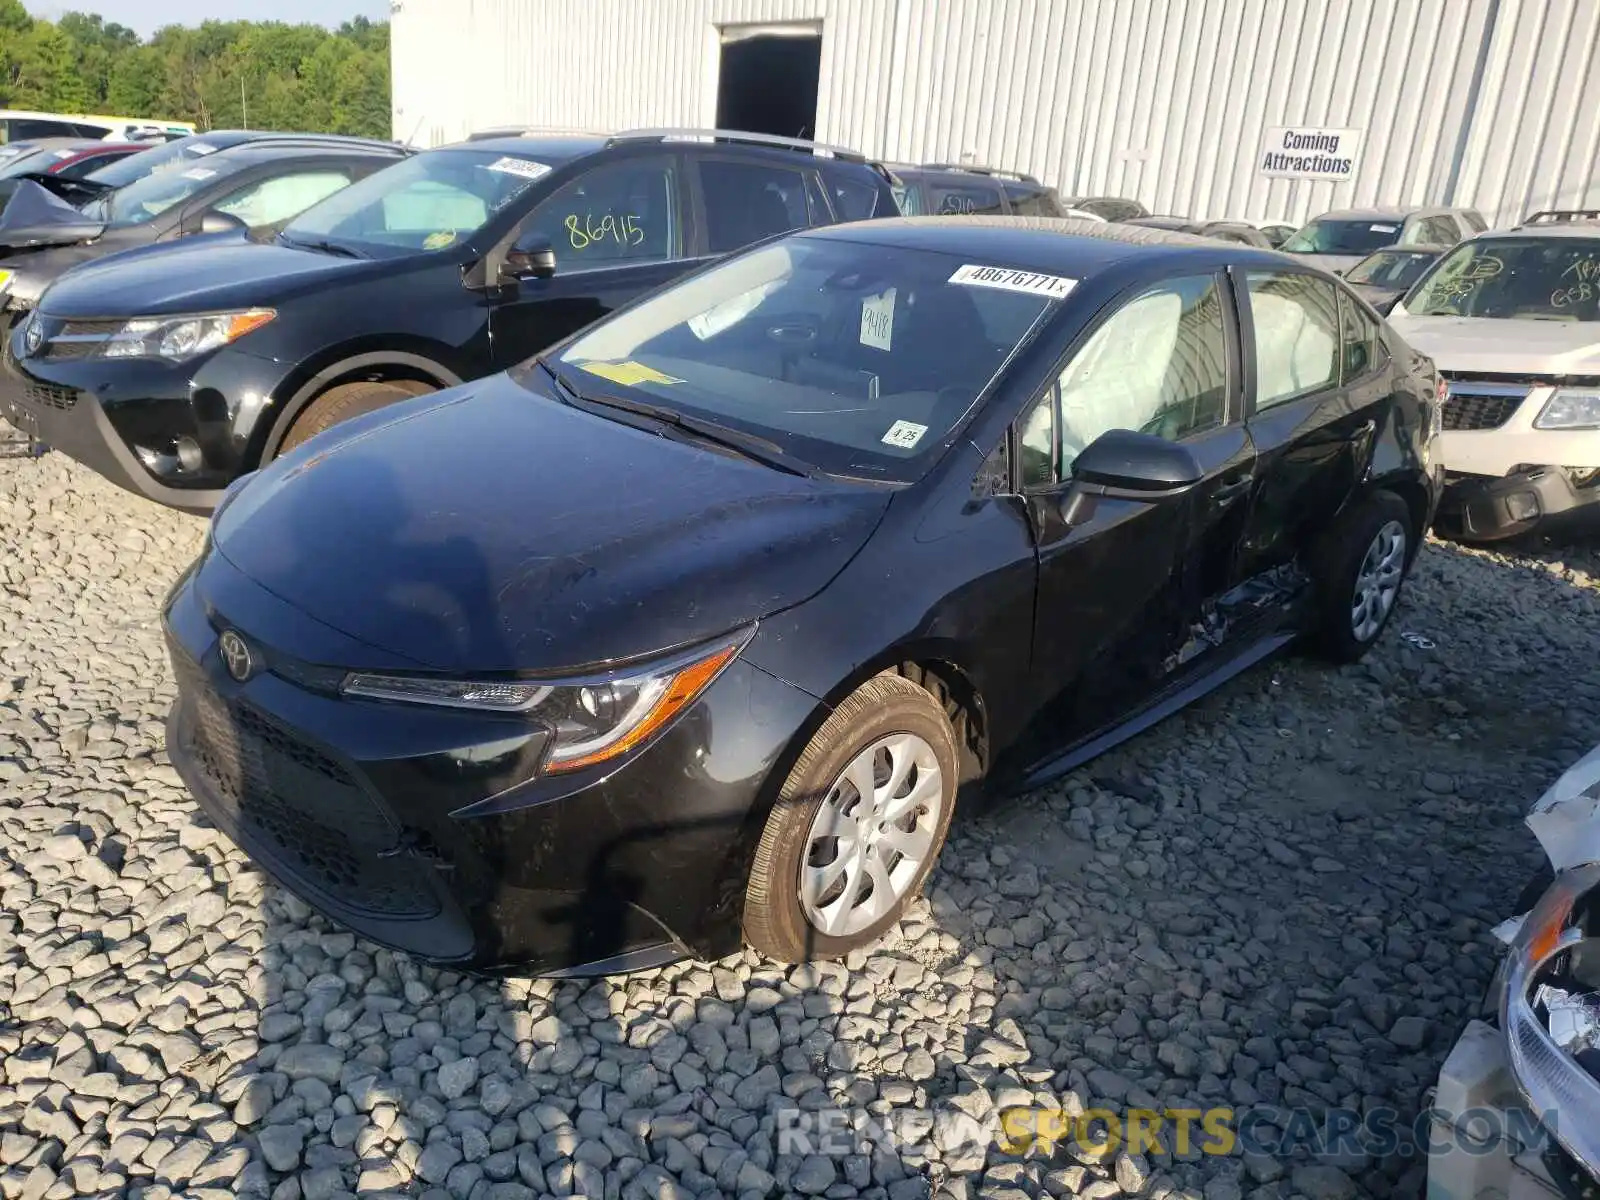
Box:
0 271 14 295
422 230 458 250
579 360 684 386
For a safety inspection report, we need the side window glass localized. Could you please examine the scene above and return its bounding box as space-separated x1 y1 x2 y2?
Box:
699 159 808 254
1337 289 1387 382
824 170 882 221
1245 271 1340 410
1002 182 1056 218
1051 275 1228 474
804 173 834 225
213 170 352 228
12 119 80 140
929 183 1005 216
519 157 680 267
1017 394 1055 488
891 182 924 216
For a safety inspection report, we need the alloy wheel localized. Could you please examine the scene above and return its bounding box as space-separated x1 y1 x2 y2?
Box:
1351 519 1407 643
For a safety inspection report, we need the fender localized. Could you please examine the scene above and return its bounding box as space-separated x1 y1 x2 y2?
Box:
256 348 465 466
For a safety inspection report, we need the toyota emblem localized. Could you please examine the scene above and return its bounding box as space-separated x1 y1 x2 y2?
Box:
219 630 254 682
22 315 42 356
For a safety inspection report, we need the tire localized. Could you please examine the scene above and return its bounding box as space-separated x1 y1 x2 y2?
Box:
1309 489 1414 663
743 672 959 963
275 379 436 458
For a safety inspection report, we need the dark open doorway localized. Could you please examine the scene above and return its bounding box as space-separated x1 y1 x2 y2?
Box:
715 29 821 140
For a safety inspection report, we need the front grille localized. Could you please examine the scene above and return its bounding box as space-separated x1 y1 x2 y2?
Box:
3 334 79 408
1441 387 1526 432
173 654 439 919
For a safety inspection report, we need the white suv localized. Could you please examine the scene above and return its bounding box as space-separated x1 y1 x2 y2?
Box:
1387 213 1600 541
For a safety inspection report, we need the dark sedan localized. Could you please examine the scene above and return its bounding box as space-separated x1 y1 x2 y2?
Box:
1341 245 1449 314
161 218 1445 973
0 136 407 316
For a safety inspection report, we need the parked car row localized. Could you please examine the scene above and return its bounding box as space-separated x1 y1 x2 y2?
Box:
0 123 1450 979
0 123 1582 990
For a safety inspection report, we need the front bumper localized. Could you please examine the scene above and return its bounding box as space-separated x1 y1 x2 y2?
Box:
1434 467 1600 541
160 549 819 974
0 323 288 513
1427 1019 1595 1200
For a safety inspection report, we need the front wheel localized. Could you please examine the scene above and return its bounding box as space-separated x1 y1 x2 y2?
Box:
1309 490 1414 663
743 673 958 963
275 379 436 458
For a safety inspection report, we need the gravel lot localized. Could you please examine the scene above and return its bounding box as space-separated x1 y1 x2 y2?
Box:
2 444 1598 1200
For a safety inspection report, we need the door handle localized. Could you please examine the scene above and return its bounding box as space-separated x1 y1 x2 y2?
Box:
1212 477 1253 505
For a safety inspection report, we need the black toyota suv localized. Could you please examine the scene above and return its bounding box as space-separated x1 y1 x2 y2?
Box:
890 163 1068 218
0 128 899 512
0 135 409 316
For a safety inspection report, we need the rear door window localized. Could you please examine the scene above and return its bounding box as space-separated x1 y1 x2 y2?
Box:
1245 271 1341 410
1337 289 1388 381
518 156 682 266
928 182 1005 216
1002 181 1061 217
10 118 85 140
822 168 884 221
211 169 354 229
698 158 808 254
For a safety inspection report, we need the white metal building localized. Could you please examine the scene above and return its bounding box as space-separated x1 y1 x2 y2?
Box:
390 0 1600 230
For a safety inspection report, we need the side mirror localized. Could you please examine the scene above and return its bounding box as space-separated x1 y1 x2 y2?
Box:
1060 429 1204 525
198 209 247 236
502 233 556 282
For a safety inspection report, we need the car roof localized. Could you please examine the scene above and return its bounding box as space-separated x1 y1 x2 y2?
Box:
1313 207 1456 220
807 215 1273 272
207 140 407 164
1477 224 1600 241
436 134 610 162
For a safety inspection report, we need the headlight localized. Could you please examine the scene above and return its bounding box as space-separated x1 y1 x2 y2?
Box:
1535 387 1600 431
100 309 275 362
1501 861 1600 1175
340 628 752 774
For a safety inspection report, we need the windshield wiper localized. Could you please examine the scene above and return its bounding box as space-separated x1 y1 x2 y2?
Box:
280 234 365 259
542 361 817 478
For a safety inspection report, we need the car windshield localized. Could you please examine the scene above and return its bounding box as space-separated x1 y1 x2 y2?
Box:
1404 237 1600 321
87 152 252 226
1345 250 1438 288
551 235 1060 481
282 148 548 255
1283 217 1405 254
0 145 52 178
85 134 223 189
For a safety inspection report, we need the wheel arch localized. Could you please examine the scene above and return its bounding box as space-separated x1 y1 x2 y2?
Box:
254 346 465 466
683 639 991 959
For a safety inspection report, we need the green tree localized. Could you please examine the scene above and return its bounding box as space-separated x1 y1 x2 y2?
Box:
0 9 391 135
13 23 90 112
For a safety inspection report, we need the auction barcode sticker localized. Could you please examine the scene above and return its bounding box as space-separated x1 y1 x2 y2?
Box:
486 157 552 181
949 264 1077 299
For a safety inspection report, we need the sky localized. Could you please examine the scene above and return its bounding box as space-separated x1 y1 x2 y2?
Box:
28 0 389 36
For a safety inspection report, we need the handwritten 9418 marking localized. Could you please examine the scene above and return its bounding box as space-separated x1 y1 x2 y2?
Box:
565 212 645 251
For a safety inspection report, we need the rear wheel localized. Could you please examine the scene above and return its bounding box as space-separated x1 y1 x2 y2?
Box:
275 379 436 458
743 673 958 963
1309 490 1414 663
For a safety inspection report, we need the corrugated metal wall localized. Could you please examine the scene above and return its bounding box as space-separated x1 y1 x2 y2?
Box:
390 0 1600 229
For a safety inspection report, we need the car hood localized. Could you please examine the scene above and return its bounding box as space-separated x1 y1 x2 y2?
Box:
1387 313 1600 376
1287 251 1366 274
211 371 892 673
36 237 368 318
0 179 105 250
2 227 161 307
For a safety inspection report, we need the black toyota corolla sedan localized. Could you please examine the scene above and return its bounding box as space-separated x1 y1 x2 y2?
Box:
162 217 1445 974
